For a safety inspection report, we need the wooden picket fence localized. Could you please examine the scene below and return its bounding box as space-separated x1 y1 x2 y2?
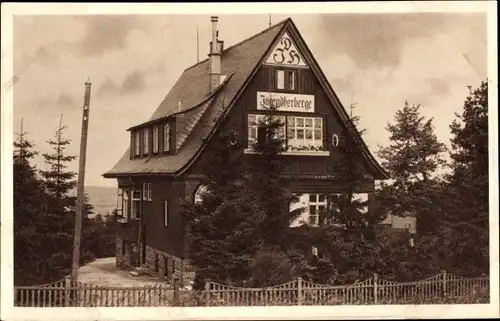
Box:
14 276 178 307
14 271 489 307
204 271 490 306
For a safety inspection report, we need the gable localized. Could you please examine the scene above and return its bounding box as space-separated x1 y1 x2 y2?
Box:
263 31 308 68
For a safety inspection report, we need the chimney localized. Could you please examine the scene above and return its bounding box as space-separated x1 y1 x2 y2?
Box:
209 16 224 92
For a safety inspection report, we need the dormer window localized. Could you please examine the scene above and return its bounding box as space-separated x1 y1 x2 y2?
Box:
153 126 159 154
134 131 140 156
143 128 149 155
163 123 171 152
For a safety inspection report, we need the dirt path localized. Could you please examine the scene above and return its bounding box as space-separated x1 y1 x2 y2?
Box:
78 257 167 287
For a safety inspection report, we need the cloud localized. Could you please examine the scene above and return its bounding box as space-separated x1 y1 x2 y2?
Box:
73 15 143 57
121 70 145 93
97 77 120 98
56 93 75 107
97 69 146 98
315 13 486 70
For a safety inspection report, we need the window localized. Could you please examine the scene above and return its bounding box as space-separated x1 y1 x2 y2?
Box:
276 70 285 90
164 200 169 226
247 114 285 147
116 189 124 218
286 70 296 90
172 259 176 275
123 191 129 219
143 128 149 155
163 124 170 152
275 69 296 91
117 189 129 222
142 183 152 201
147 183 152 201
247 114 323 152
131 190 141 219
308 194 327 227
134 131 140 156
153 126 159 153
287 116 323 151
290 193 346 228
194 184 209 204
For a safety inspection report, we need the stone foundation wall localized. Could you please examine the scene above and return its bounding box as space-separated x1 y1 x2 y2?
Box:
116 236 135 270
116 238 195 286
144 245 194 285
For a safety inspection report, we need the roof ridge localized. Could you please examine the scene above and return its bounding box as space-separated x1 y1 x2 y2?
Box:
184 18 290 72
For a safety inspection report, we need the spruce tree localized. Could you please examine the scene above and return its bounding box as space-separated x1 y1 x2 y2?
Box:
376 101 447 235
300 103 389 285
13 122 50 285
39 116 94 278
443 80 489 276
182 130 263 289
243 102 306 286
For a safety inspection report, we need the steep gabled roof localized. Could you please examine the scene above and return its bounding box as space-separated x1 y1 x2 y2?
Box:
102 19 287 178
103 18 390 180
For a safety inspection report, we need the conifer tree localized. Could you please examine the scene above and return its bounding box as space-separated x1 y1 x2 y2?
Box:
377 101 447 235
40 116 77 217
182 129 263 289
13 121 50 285
38 116 94 279
300 103 390 285
246 104 304 247
443 80 489 275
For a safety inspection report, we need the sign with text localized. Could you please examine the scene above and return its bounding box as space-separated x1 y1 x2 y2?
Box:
257 91 315 113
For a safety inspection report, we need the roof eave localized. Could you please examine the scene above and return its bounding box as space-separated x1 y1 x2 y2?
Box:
126 75 233 132
287 19 390 181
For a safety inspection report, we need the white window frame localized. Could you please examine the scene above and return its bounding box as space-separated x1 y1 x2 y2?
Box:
134 131 140 156
142 183 152 201
143 128 149 155
247 114 285 146
131 190 141 220
276 70 285 90
287 116 323 150
247 114 325 154
308 194 327 227
164 200 169 227
117 189 128 223
153 126 159 154
163 124 170 152
147 183 152 201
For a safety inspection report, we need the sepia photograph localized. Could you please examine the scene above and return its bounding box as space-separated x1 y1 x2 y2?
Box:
1 2 498 320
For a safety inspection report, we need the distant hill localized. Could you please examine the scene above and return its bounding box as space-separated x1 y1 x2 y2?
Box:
71 186 118 217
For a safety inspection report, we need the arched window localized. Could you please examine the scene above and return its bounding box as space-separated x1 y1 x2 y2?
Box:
194 184 210 205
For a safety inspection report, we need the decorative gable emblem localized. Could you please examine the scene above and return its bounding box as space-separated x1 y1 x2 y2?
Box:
264 32 308 68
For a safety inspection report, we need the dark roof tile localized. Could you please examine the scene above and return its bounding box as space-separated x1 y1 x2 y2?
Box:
103 20 286 177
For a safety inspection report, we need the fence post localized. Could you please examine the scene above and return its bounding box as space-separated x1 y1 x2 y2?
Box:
204 280 210 307
173 276 179 306
373 274 378 304
442 270 447 297
297 277 303 306
64 276 72 307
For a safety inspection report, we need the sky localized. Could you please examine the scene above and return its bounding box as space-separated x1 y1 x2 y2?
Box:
11 11 488 187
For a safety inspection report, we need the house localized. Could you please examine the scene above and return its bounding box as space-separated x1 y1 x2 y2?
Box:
102 17 390 280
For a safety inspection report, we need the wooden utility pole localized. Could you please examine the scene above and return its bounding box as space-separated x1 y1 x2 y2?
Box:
71 79 92 284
